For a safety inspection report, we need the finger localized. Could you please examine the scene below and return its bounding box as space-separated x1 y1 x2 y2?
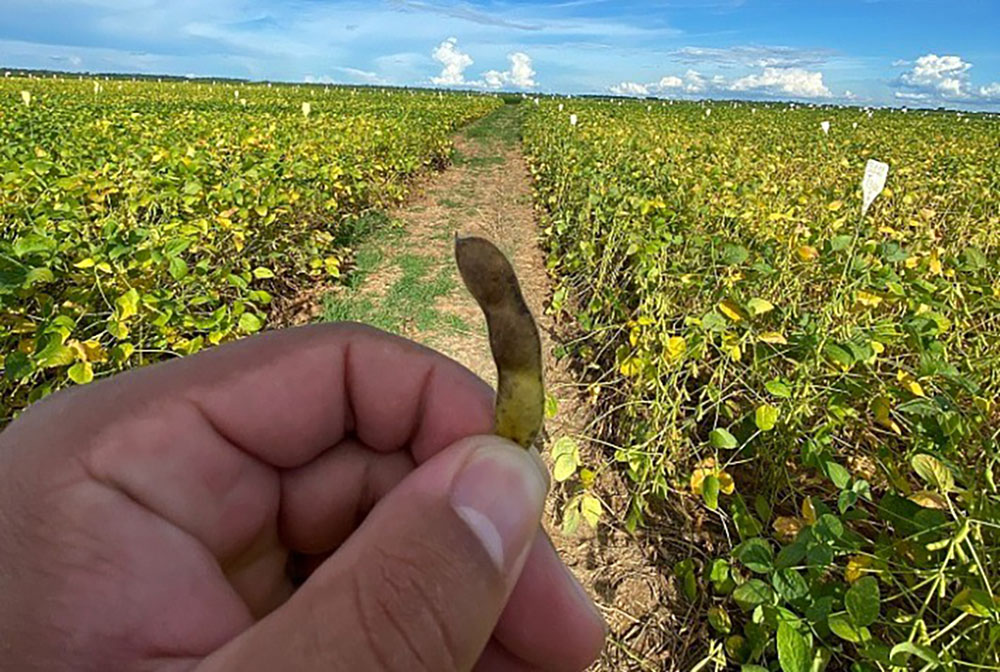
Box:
2 325 495 564
279 438 416 553
279 444 605 672
495 531 606 672
196 435 547 672
474 639 544 672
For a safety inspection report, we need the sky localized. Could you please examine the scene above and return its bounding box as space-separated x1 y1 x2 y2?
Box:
2 0 999 109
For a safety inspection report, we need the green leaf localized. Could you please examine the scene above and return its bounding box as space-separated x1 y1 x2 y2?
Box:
544 393 559 419
747 298 775 316
115 288 140 321
707 558 735 594
845 576 880 627
551 437 581 482
766 379 792 399
824 461 851 489
755 404 779 431
561 498 582 535
734 538 774 574
708 606 732 635
777 620 812 672
12 233 56 258
238 312 264 334
814 514 844 542
889 642 941 668
951 588 996 618
721 244 749 265
580 494 601 528
25 267 54 287
733 579 774 611
830 234 854 252
4 351 35 381
67 361 94 385
168 256 189 280
35 341 75 369
710 427 739 449
911 454 954 493
252 267 276 279
828 613 869 643
772 568 809 604
703 475 721 510
824 343 854 368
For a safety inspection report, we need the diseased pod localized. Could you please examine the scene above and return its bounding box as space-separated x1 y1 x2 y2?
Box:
455 236 544 449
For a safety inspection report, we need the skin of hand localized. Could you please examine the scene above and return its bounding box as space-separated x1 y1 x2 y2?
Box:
0 324 606 672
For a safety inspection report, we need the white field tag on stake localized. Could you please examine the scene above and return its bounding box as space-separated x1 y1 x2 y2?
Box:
302 102 311 117
821 120 830 135
569 113 578 126
20 90 31 106
861 159 889 216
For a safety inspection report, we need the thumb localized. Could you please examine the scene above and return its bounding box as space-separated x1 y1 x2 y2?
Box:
199 435 548 672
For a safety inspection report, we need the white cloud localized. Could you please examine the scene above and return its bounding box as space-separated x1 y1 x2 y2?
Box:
482 51 537 89
430 37 473 86
980 83 1000 100
729 67 831 98
609 81 649 96
898 53 972 99
656 69 706 94
893 53 1000 104
658 75 683 89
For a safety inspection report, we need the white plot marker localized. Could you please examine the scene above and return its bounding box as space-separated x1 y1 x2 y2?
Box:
20 90 31 106
862 159 889 216
821 120 830 135
569 113 578 126
302 102 311 117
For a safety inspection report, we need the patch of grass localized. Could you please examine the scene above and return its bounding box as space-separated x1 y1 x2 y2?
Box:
322 253 462 337
438 197 464 209
464 105 523 147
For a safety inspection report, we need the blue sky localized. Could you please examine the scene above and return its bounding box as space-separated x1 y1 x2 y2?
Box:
2 0 999 108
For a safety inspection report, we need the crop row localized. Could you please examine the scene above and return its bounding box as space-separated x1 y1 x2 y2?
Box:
0 79 500 417
525 100 1000 669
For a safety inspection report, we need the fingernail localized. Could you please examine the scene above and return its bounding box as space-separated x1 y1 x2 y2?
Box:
451 438 547 578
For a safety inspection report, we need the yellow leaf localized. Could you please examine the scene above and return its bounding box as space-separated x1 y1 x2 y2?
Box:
74 258 96 269
666 336 687 360
759 331 788 345
904 256 919 269
718 470 735 495
845 555 872 583
855 290 883 308
897 370 926 397
871 341 885 355
797 245 819 262
873 395 902 435
827 200 843 212
928 249 943 276
773 516 805 543
909 490 948 510
801 497 818 525
690 460 735 497
619 357 642 378
718 299 745 323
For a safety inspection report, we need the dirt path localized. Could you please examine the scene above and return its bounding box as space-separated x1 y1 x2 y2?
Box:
284 106 683 671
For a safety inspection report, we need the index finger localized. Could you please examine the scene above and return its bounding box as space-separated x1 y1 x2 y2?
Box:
6 323 496 468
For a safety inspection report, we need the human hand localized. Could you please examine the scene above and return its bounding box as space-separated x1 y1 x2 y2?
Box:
0 324 606 671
